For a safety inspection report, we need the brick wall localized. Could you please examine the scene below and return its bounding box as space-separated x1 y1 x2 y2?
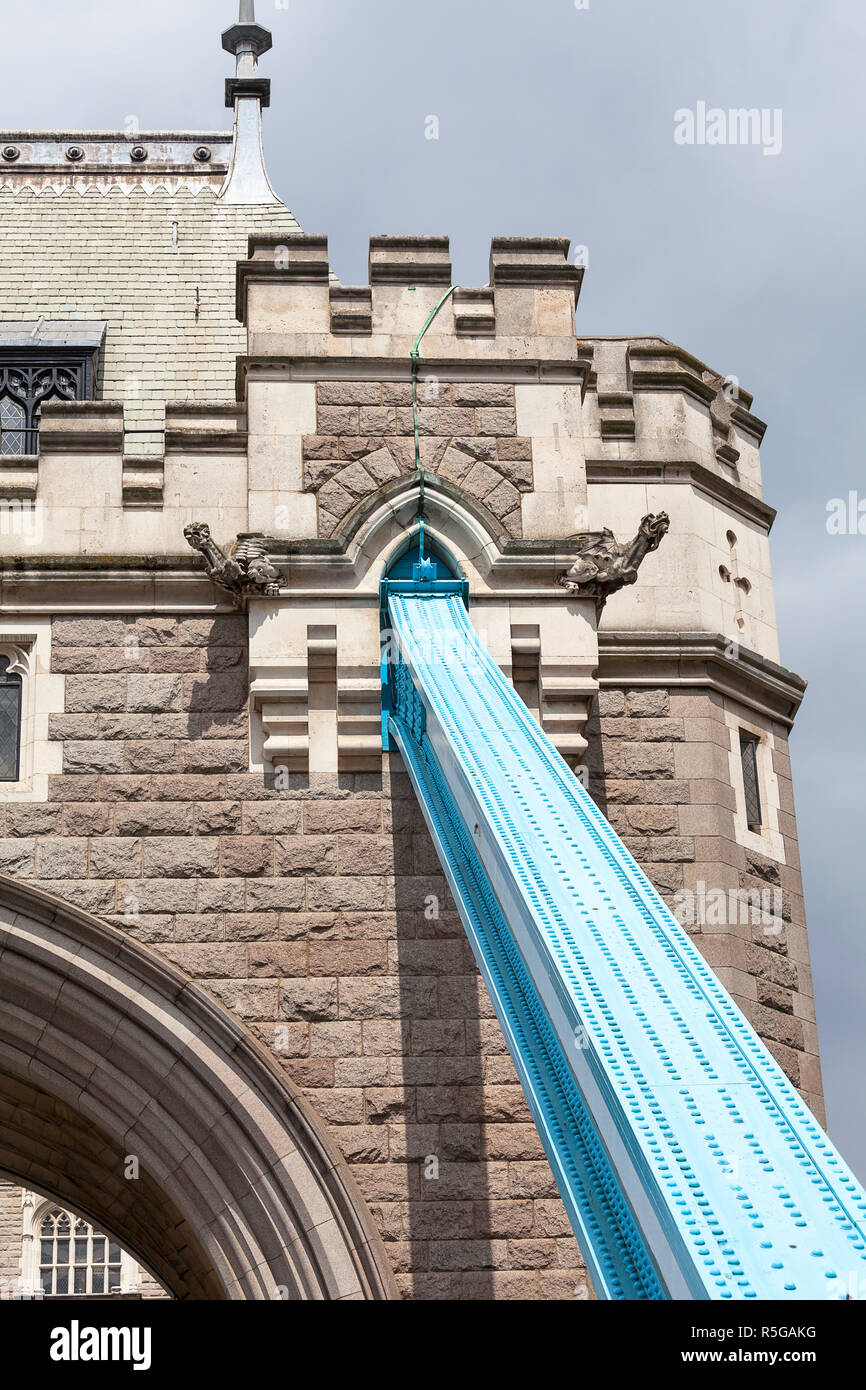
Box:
303 381 533 538
585 684 824 1123
0 613 591 1301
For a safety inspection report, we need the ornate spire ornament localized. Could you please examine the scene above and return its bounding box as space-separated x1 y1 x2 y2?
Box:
219 0 282 206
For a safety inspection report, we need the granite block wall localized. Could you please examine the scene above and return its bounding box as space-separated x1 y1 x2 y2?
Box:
0 612 591 1301
0 1181 20 1289
0 617 822 1296
585 684 824 1124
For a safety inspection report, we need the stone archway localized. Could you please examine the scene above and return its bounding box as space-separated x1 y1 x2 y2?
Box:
0 875 396 1300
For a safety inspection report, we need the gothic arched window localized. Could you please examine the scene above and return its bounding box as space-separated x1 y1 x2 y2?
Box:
0 353 94 456
0 654 22 781
38 1207 123 1296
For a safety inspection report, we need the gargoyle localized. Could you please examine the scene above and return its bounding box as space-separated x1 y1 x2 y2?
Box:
557 512 670 610
184 523 281 604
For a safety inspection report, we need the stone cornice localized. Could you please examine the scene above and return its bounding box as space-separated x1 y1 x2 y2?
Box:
0 558 231 615
38 400 124 453
236 355 588 398
586 458 776 531
580 339 768 443
0 129 230 141
597 630 806 726
164 429 248 453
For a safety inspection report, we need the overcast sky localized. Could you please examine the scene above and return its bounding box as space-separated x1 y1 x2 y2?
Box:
2 0 865 1178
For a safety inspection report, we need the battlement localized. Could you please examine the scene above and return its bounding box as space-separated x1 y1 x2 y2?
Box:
237 233 583 362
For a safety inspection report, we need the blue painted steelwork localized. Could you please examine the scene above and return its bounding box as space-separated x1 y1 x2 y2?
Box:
382 583 866 1300
380 531 467 752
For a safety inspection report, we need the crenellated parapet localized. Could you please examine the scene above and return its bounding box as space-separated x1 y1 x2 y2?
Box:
237 232 583 359
580 336 768 501
237 233 589 556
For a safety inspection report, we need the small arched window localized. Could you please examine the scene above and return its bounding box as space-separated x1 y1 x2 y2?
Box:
0 654 22 780
39 1207 123 1296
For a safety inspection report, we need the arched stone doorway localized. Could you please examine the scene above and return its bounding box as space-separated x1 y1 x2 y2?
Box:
0 875 396 1300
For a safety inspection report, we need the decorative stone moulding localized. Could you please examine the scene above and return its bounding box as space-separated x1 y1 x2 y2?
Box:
0 876 396 1300
121 455 164 510
589 340 636 440
221 12 274 60
0 134 232 182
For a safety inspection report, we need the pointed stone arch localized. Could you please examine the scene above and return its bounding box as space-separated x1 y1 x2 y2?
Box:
331 472 513 586
0 875 396 1300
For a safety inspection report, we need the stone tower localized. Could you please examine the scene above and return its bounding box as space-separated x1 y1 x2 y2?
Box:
0 4 821 1300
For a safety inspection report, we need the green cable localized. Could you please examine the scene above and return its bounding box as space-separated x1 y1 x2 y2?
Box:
410 285 457 533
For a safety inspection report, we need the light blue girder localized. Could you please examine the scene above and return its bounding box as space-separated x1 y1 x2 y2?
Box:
383 585 866 1300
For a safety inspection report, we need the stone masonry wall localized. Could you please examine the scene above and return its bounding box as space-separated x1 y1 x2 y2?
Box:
585 684 824 1124
0 1180 20 1289
303 381 533 538
0 613 591 1301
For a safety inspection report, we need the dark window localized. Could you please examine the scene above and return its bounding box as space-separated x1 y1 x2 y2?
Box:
0 352 93 455
740 734 762 830
0 655 22 780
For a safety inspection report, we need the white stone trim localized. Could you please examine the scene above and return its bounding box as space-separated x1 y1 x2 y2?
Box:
0 620 63 802
724 701 785 864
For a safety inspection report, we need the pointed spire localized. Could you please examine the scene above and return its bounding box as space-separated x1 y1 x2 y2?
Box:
219 0 280 205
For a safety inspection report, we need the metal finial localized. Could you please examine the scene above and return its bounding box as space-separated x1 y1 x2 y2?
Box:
220 0 280 205
222 0 272 58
